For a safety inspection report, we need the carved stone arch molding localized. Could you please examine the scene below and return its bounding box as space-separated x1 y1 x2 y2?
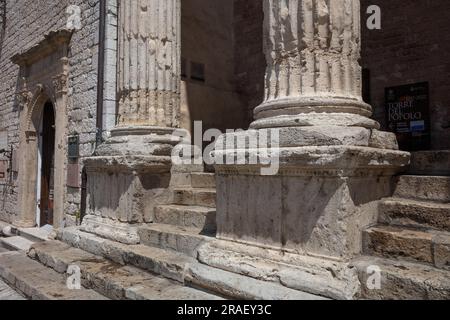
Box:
12 30 72 228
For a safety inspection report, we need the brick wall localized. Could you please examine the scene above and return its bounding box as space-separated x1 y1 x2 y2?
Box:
0 0 100 224
361 0 450 150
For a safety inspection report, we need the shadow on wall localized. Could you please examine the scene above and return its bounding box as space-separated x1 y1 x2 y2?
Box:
180 0 250 143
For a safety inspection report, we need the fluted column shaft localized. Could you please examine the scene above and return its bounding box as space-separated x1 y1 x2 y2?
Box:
117 0 180 128
255 0 371 121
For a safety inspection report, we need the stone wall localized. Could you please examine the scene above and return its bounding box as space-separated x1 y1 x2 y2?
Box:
0 0 100 224
361 0 450 150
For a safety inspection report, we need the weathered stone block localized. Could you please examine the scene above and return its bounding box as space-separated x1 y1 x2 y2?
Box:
215 146 408 258
394 175 450 203
379 198 450 232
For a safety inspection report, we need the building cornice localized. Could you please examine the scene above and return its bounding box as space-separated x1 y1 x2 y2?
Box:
11 29 73 66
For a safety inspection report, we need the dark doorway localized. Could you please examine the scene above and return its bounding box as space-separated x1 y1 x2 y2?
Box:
80 168 87 224
39 101 55 226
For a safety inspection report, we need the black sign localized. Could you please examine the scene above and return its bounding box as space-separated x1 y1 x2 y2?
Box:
68 135 79 159
385 82 430 151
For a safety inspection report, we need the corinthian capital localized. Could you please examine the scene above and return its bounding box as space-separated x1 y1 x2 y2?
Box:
52 73 68 95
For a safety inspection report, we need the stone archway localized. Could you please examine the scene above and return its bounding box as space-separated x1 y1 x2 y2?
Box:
13 30 71 229
16 80 68 229
17 89 55 227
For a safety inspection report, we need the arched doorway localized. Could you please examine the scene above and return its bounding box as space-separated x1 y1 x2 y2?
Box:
36 101 55 227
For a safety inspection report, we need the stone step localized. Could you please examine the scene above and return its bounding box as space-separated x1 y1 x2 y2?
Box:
29 241 223 300
0 222 14 237
394 175 450 203
409 151 450 176
173 188 216 208
138 224 214 256
186 263 326 300
17 227 53 243
0 252 107 300
59 227 325 300
363 226 450 270
353 256 450 300
191 173 216 188
0 278 26 300
0 221 10 232
196 240 359 300
0 236 34 251
154 205 216 233
379 198 450 232
60 227 196 283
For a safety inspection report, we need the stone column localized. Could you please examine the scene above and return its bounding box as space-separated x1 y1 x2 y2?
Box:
117 0 180 128
205 0 410 300
82 0 181 244
253 0 377 131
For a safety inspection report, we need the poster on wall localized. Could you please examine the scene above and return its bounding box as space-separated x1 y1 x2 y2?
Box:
385 82 431 151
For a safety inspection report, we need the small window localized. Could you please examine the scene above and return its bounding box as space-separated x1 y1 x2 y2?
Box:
190 61 205 82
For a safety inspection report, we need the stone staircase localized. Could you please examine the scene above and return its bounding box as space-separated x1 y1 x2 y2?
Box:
0 225 106 300
0 226 53 252
141 172 217 256
0 171 225 300
3 162 450 299
355 174 450 299
0 251 108 300
9 170 320 300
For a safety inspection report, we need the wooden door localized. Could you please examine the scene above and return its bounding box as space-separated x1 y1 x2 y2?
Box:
39 102 55 226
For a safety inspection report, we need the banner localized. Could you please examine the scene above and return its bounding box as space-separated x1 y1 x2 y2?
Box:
385 82 430 151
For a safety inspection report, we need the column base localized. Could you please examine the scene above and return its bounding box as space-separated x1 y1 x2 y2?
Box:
196 239 360 300
251 112 380 130
214 145 409 256
218 124 399 150
254 97 373 119
211 142 409 299
95 126 179 158
81 126 180 244
80 215 140 245
82 157 172 241
12 220 36 229
211 125 410 299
